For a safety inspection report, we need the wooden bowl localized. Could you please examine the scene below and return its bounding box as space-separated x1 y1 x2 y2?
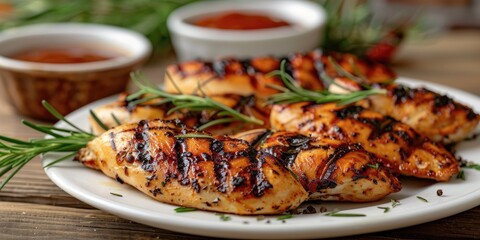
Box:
0 23 151 121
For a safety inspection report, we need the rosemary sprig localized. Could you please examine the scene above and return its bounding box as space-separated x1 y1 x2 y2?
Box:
175 134 214 139
328 56 368 88
464 163 480 171
111 113 122 126
391 199 401 208
110 192 123 197
324 210 366 217
416 196 428 203
315 0 420 61
126 72 264 130
0 101 95 190
377 206 390 213
174 207 197 213
276 214 293 220
89 110 109 131
267 60 386 106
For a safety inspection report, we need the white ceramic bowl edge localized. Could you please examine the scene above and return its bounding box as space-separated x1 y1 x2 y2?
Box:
167 0 326 61
0 23 152 72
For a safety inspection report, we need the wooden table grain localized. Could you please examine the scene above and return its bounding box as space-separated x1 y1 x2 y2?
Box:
0 30 479 239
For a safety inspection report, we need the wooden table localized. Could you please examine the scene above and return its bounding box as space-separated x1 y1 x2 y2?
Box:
0 30 479 239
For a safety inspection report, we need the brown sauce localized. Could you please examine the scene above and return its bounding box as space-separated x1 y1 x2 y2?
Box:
12 47 116 64
194 12 290 30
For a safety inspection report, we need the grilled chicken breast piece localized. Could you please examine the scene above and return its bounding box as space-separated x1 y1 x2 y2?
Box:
90 93 270 135
234 129 401 202
362 84 480 143
89 93 181 135
270 103 459 181
75 119 307 215
164 50 395 97
329 78 479 143
322 51 396 84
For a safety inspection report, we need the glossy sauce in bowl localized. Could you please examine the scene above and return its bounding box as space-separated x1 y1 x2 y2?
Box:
0 23 151 121
167 0 326 61
12 47 117 64
193 12 291 30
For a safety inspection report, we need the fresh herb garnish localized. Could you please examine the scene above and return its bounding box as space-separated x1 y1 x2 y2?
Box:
319 0 382 56
266 60 386 106
89 110 109 131
215 213 231 221
416 196 428 203
0 101 96 190
287 168 299 180
459 158 480 172
457 170 466 180
174 207 197 213
325 211 366 217
328 56 370 89
110 192 123 197
391 199 401 208
377 206 390 213
111 113 122 126
464 163 480 171
220 215 231 221
367 163 379 169
127 72 263 130
175 134 214 139
276 214 293 220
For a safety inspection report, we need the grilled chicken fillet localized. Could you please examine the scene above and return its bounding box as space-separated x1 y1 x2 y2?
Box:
330 78 480 143
363 84 480 143
164 50 478 144
76 119 307 215
235 129 401 202
90 93 270 135
164 50 395 97
89 93 182 135
270 103 459 181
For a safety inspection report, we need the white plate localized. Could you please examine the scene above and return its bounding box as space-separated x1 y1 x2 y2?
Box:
43 77 480 239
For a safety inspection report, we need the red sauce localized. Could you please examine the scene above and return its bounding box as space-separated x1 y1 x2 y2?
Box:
194 12 290 30
12 48 116 64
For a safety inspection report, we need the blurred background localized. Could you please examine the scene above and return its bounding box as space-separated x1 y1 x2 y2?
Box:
0 2 478 238
1 0 479 58
0 0 479 103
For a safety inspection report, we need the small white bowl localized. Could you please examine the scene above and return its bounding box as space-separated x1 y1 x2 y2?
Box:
167 0 326 61
0 23 151 120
